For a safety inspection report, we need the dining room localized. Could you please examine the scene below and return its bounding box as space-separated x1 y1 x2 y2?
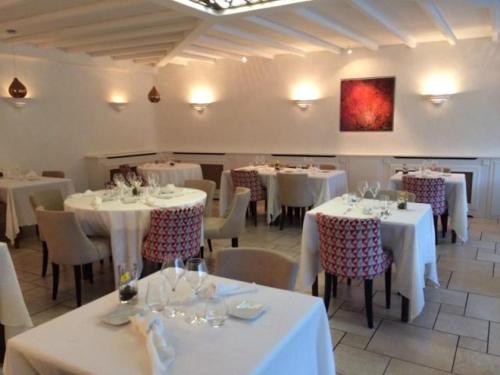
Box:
1 1 500 374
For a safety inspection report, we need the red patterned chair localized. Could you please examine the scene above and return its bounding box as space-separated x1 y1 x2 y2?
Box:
230 170 266 226
402 175 446 244
142 204 204 266
317 214 392 328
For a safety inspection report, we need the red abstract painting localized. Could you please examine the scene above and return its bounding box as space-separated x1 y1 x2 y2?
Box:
340 77 395 132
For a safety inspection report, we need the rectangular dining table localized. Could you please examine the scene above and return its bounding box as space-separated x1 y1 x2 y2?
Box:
0 177 75 245
388 171 468 242
3 273 335 375
300 197 439 322
220 166 348 224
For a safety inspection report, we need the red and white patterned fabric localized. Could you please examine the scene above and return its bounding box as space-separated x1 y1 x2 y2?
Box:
316 214 392 280
230 170 266 202
142 204 204 264
402 175 447 216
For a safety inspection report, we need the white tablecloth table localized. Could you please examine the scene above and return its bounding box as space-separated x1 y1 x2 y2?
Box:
0 242 33 346
0 177 75 244
388 171 468 242
300 197 439 321
64 188 207 286
3 273 335 375
220 166 348 223
138 163 203 187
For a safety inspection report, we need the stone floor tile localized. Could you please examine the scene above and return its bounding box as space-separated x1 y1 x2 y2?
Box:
449 271 500 297
384 358 451 375
466 293 500 322
424 287 467 307
458 336 487 353
335 344 390 375
487 322 500 356
437 256 493 274
331 309 379 337
340 332 370 349
330 328 346 348
453 348 500 375
434 312 488 340
440 303 465 316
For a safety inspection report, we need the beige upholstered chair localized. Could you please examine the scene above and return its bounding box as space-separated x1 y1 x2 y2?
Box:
36 208 110 307
319 164 336 170
29 190 64 277
215 247 298 290
42 171 65 178
365 189 416 202
277 172 314 230
184 179 216 217
204 187 250 255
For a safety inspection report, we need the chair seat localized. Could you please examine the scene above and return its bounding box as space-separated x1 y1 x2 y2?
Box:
89 237 111 260
203 217 226 238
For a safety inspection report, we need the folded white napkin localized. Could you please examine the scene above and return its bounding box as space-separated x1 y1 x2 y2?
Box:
214 282 257 297
25 170 39 180
130 313 174 375
83 189 94 196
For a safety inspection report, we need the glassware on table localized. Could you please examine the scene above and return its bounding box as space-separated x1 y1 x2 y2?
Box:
147 173 160 195
161 256 186 317
146 278 168 313
205 296 227 328
118 263 139 304
357 180 369 200
368 181 381 199
185 258 209 325
397 191 409 210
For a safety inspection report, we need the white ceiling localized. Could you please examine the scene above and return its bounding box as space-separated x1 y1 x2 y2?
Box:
0 0 498 67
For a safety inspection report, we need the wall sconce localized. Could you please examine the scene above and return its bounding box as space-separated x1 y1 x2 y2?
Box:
293 99 314 111
426 94 451 106
3 97 31 108
108 101 128 112
190 103 208 113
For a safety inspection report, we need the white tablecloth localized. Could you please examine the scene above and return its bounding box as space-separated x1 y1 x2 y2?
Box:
389 172 468 242
138 163 203 187
65 188 207 287
0 177 75 244
300 197 439 321
0 242 33 341
220 166 348 223
3 273 335 375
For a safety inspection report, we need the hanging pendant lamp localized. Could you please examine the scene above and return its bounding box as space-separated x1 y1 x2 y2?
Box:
148 86 161 103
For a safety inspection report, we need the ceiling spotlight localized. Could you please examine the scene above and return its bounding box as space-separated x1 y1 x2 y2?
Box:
347 49 353 55
241 56 248 63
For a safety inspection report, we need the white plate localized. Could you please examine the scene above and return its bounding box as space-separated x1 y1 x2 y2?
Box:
228 300 265 320
100 305 144 326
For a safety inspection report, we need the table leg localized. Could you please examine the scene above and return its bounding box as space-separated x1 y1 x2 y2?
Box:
452 230 457 244
0 322 5 363
312 276 319 297
401 296 410 323
14 234 20 249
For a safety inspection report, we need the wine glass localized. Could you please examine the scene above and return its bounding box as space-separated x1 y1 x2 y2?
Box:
185 258 208 325
161 256 186 318
369 181 381 199
357 180 369 200
146 278 168 313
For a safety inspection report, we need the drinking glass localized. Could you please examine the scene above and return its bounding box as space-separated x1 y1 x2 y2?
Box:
118 263 138 304
161 257 186 317
205 296 227 328
369 181 381 199
357 180 369 200
146 278 168 313
185 258 208 325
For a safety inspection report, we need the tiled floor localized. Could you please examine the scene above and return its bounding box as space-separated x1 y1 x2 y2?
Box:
5 208 500 375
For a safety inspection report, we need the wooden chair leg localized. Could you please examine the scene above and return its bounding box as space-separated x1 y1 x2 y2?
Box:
312 276 318 296
200 246 204 259
433 215 439 245
100 259 104 266
347 278 351 286
0 322 5 364
364 279 374 328
251 201 258 226
441 210 448 238
83 263 93 284
280 206 286 231
287 207 293 224
294 207 300 223
452 230 457 243
73 265 82 307
52 263 60 300
42 241 49 277
401 296 410 322
231 238 238 247
324 272 332 311
332 275 338 298
385 267 392 309
207 239 213 252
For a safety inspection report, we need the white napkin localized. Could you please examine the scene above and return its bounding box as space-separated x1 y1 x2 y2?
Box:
91 196 102 209
213 282 257 297
130 313 174 375
83 189 94 196
25 170 39 180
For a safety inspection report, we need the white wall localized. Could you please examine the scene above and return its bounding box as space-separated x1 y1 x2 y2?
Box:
155 38 500 158
0 46 159 191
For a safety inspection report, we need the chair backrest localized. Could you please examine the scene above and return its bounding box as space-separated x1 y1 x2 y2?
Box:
319 164 336 170
184 179 216 217
277 172 314 208
364 189 416 202
215 247 298 290
142 204 205 263
42 170 65 178
316 214 388 280
402 175 446 215
29 190 64 212
230 170 265 202
35 208 102 266
220 187 250 237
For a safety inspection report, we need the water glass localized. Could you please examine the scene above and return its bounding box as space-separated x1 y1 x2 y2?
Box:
146 278 168 313
118 263 138 304
205 296 227 328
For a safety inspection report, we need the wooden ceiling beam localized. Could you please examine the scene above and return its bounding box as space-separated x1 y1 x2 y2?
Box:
113 50 168 60
90 43 175 57
418 0 457 45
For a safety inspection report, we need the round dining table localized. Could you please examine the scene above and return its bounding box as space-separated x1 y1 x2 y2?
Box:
137 162 203 186
64 188 206 286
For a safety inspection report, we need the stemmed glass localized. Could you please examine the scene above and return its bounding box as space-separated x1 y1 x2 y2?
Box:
113 173 126 198
368 181 381 199
185 258 208 325
357 180 369 200
147 173 160 195
161 256 186 317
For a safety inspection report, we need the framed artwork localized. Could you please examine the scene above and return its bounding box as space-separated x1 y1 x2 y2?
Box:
340 77 395 132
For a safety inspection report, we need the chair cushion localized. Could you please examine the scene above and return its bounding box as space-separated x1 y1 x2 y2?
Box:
89 237 111 260
203 217 226 238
